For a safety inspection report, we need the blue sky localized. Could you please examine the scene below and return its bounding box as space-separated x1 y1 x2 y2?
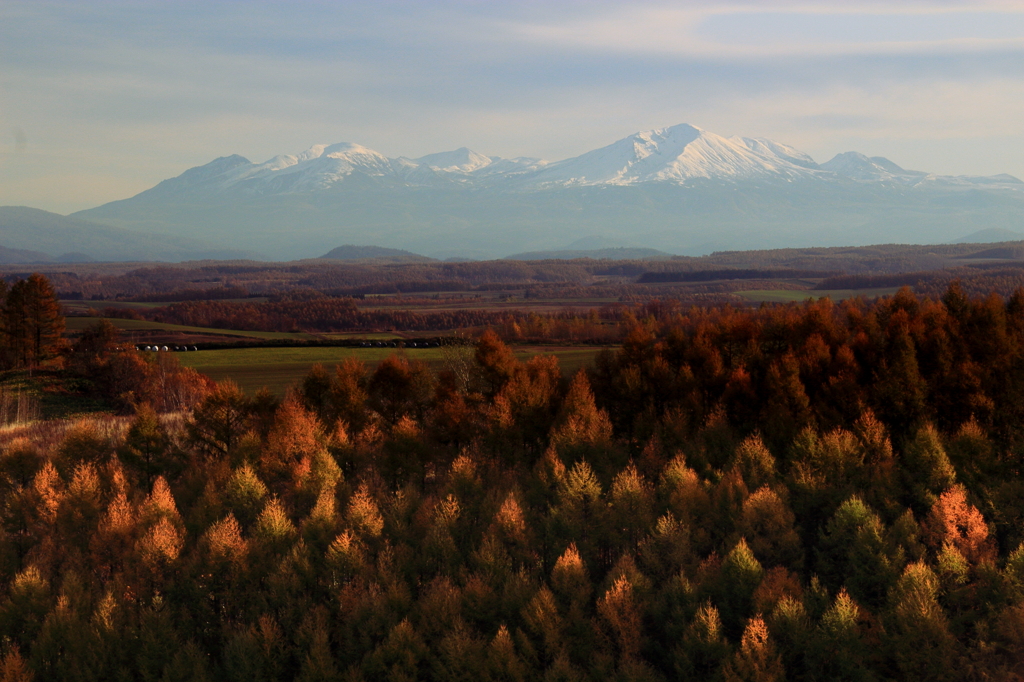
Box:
2 0 1023 213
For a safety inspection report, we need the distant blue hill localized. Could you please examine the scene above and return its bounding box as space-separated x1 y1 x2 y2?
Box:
505 247 673 261
953 228 1024 244
318 245 433 262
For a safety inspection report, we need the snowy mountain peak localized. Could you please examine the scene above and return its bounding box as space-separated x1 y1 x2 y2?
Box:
413 147 493 173
282 142 382 161
822 151 879 171
216 142 397 193
820 152 922 182
637 123 703 147
867 156 913 175
322 142 387 161
530 123 818 186
296 144 328 162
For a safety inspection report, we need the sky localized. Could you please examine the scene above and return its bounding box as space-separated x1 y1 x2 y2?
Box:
1 0 1023 214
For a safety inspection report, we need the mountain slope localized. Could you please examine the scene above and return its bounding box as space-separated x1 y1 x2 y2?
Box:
0 245 55 264
0 206 260 261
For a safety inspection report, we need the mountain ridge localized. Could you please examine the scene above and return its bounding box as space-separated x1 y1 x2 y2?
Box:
108 123 1019 197
64 123 1024 260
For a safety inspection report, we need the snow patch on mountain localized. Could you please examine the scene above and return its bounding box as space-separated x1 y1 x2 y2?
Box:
474 156 547 178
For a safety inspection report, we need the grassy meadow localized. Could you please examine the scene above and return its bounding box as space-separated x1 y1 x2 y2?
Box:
733 286 901 303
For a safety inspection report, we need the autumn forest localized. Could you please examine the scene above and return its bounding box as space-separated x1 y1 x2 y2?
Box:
3 261 1024 680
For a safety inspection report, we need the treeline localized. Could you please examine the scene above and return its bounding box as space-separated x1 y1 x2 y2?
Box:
602 284 1024 451
114 298 623 342
817 264 1024 299
639 269 836 283
814 271 934 290
131 286 252 303
45 260 620 301
3 287 1024 678
914 265 1024 299
38 240 1024 303
146 298 513 333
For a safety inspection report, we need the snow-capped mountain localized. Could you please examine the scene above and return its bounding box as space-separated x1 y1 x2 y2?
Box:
528 124 822 186
133 123 1022 198
73 124 1024 260
412 147 494 173
820 152 926 183
226 142 396 193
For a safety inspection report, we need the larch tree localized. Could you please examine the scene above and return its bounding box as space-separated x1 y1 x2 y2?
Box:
722 616 786 682
186 380 253 459
3 273 65 372
738 487 803 572
119 404 175 487
474 329 519 396
368 354 433 426
885 562 958 681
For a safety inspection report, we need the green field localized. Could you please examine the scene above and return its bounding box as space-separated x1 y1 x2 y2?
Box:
733 287 901 303
64 316 320 341
178 345 609 394
320 331 416 340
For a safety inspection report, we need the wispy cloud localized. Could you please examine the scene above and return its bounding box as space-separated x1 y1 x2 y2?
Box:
505 3 1024 55
1 0 1023 212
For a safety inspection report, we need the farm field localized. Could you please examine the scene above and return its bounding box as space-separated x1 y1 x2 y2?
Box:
733 286 901 303
177 344 609 394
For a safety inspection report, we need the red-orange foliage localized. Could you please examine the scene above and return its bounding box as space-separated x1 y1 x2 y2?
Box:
261 396 323 485
923 485 997 564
